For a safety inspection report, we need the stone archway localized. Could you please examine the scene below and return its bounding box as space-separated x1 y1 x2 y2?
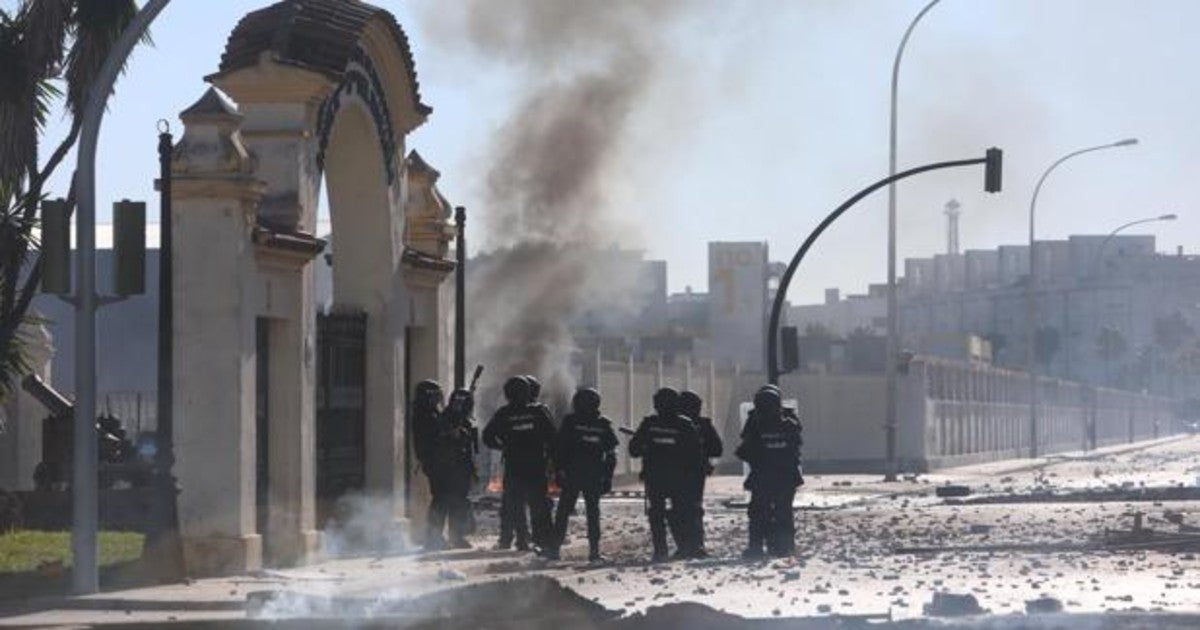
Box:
170 0 454 576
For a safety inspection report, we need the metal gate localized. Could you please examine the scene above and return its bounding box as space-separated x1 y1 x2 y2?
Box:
316 312 366 521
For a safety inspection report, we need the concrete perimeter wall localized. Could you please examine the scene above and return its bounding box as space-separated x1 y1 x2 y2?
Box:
582 354 1179 476
914 357 1175 470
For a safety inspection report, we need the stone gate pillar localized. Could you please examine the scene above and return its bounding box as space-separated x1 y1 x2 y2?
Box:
400 151 456 530
171 89 265 575
208 60 326 565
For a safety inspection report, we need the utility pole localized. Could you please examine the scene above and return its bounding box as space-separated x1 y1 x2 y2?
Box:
886 0 944 483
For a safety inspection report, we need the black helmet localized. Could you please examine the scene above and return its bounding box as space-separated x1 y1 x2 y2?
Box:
753 386 782 414
572 387 601 414
524 375 542 400
415 380 443 409
503 376 532 404
679 390 702 418
652 387 679 415
447 388 474 416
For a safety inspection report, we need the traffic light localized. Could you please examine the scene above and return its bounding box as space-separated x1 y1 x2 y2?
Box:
113 200 146 296
40 199 71 295
984 147 1003 193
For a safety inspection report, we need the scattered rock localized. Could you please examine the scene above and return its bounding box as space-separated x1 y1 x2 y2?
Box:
437 568 466 582
1025 596 1064 614
923 592 985 617
936 485 972 498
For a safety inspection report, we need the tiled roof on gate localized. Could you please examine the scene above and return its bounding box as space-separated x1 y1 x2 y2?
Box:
214 0 430 114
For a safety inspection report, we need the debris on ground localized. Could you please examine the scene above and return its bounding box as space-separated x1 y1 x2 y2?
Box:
1024 596 1063 614
923 592 985 617
1102 510 1200 551
248 575 619 625
935 485 972 498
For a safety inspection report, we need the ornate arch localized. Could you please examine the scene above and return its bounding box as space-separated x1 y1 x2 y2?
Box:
210 0 431 186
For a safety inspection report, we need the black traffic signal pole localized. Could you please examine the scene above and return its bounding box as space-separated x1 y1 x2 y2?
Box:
454 206 466 389
767 149 1002 384
145 121 183 580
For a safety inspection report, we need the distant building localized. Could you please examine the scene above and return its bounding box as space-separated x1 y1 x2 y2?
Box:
790 234 1200 397
708 242 770 371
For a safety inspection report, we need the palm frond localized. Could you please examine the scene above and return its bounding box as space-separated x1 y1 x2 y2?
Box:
0 11 37 190
64 0 139 118
0 314 40 404
0 197 40 405
18 0 72 78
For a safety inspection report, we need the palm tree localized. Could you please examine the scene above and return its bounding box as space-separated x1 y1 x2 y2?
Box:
1175 340 1200 399
1154 311 1196 396
1034 325 1061 368
0 0 142 401
1095 326 1127 387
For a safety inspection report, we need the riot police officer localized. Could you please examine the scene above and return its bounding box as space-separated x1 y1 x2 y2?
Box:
678 390 722 558
736 386 803 559
494 375 532 551
412 380 445 549
629 387 706 562
527 375 554 546
412 380 444 480
426 388 478 550
483 376 557 555
550 388 618 562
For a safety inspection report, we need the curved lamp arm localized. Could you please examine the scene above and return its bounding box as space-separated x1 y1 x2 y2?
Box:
1090 213 1177 277
1028 138 1138 246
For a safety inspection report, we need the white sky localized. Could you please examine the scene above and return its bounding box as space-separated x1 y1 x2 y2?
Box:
14 0 1200 303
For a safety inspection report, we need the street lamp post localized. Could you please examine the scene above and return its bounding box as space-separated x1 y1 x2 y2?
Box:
886 0 944 483
1025 138 1137 459
72 0 170 594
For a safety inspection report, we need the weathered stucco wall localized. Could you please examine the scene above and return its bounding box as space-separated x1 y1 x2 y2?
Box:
584 355 1178 476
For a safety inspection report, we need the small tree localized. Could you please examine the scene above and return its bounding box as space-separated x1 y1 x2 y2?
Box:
0 0 143 401
1154 311 1196 396
1175 340 1200 399
1094 326 1127 387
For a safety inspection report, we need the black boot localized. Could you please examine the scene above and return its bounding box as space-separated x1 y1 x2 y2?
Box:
742 525 766 560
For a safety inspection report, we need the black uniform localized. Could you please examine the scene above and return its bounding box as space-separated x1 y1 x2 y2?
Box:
412 381 443 475
483 388 557 552
629 388 706 561
426 389 478 549
677 391 723 557
736 388 803 558
411 381 445 549
552 388 618 561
